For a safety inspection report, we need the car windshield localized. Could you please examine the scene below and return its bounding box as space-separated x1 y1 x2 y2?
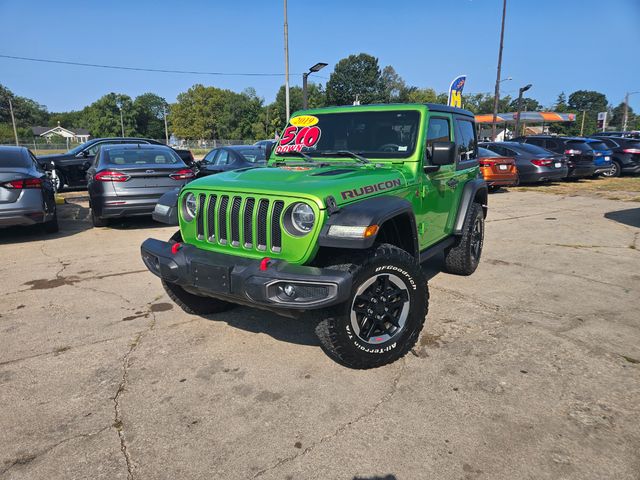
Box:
275 110 421 159
588 141 609 151
105 148 182 166
567 140 592 151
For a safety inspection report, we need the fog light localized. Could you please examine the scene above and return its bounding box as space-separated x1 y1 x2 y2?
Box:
282 284 297 298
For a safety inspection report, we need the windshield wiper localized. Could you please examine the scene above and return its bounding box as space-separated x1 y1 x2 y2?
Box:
277 150 315 163
318 150 370 164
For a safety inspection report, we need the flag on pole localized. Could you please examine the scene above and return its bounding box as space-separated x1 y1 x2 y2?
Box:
448 75 466 108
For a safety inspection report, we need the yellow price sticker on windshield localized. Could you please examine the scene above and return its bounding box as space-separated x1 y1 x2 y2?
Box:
290 115 319 127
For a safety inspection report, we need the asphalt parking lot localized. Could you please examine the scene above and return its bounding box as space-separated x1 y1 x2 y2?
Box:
1 189 639 480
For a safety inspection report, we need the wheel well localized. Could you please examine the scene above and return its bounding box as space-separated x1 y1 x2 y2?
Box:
375 214 417 257
474 188 488 218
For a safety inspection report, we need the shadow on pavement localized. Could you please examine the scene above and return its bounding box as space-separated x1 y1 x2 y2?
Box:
604 207 640 228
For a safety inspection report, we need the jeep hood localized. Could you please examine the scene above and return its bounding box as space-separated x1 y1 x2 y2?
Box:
184 164 409 209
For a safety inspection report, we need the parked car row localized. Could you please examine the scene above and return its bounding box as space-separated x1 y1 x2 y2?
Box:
477 133 640 189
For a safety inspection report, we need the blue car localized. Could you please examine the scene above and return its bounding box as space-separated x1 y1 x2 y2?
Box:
584 138 613 176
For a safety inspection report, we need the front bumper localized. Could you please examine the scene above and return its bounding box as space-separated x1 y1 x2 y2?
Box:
141 238 352 312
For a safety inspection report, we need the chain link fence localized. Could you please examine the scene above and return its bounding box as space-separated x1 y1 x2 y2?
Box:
0 138 261 154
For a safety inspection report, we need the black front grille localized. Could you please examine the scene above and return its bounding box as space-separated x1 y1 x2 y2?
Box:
271 201 285 252
256 199 269 251
206 195 217 241
218 195 229 244
196 194 205 239
193 193 285 254
230 196 242 246
243 198 255 247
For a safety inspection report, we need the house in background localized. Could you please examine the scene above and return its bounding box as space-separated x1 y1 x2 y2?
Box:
31 122 90 147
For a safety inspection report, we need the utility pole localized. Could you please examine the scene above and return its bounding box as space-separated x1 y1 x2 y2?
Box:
622 92 639 131
580 110 586 136
8 97 19 146
283 0 290 122
491 0 507 141
163 104 169 144
514 83 532 138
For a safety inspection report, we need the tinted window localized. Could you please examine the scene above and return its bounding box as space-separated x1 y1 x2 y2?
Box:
456 119 477 160
566 140 592 151
0 149 29 168
203 149 218 163
215 150 230 166
276 110 420 159
426 117 450 144
236 148 266 163
105 149 182 165
546 139 561 150
478 147 501 158
588 141 608 151
507 143 552 156
486 145 507 156
525 137 545 147
598 138 618 148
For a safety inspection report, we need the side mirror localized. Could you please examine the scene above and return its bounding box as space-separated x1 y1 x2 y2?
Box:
430 141 456 166
40 161 53 172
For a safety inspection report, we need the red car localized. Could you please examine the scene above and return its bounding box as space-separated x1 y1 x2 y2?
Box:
478 147 518 191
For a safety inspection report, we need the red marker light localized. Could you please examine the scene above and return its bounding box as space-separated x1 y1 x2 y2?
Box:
171 242 182 254
259 257 271 271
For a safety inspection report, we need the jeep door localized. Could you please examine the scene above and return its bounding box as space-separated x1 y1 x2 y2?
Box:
419 114 458 246
448 116 479 228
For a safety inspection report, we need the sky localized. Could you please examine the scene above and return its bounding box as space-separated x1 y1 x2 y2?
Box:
1 0 639 114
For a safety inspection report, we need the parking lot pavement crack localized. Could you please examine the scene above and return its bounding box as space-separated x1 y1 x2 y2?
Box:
0 425 110 477
112 308 157 480
252 360 406 478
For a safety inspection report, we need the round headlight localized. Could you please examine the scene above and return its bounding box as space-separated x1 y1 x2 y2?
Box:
183 193 197 221
290 203 315 234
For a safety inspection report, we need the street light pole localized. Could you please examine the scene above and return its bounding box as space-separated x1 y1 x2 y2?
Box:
302 62 328 109
514 83 532 138
622 91 639 132
8 97 19 146
491 0 508 141
163 104 169 145
283 0 290 122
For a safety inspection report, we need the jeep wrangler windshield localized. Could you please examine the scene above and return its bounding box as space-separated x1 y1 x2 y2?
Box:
275 110 420 159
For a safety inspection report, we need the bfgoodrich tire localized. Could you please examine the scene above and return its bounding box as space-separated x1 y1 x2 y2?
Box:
443 202 484 276
315 243 428 369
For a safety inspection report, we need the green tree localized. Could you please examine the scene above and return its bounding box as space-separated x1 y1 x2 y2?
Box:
133 93 168 139
1 84 49 135
567 90 608 135
462 93 512 114
406 87 438 104
80 93 137 137
326 53 383 106
609 101 635 130
507 97 542 112
380 66 411 103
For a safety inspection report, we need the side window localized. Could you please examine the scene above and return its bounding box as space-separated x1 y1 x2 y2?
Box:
86 142 106 156
502 147 519 156
203 149 218 163
426 117 451 145
603 138 618 148
215 150 230 166
455 119 477 161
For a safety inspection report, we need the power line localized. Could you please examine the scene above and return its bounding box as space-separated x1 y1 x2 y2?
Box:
0 53 328 78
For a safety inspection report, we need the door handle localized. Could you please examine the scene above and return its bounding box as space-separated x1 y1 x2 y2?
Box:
446 178 459 189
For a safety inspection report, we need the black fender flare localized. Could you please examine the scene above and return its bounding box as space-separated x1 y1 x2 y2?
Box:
453 178 488 235
152 188 180 226
318 195 419 257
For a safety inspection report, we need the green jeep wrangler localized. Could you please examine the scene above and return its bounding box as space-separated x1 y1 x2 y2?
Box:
141 104 487 369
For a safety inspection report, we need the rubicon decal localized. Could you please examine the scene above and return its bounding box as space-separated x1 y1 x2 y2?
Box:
341 179 402 200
